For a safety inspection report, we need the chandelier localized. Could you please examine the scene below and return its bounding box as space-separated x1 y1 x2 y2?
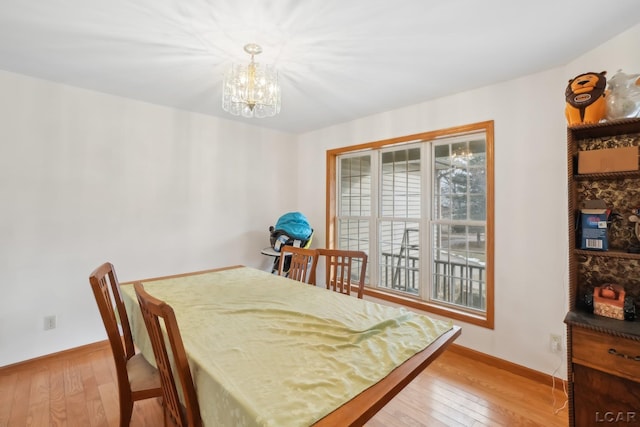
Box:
222 43 281 118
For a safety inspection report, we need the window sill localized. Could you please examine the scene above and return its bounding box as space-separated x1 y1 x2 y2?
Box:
363 288 494 329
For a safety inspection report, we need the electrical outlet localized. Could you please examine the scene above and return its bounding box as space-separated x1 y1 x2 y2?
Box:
44 315 57 331
550 334 562 353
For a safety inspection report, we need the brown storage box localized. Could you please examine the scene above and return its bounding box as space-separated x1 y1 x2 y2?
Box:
578 146 639 174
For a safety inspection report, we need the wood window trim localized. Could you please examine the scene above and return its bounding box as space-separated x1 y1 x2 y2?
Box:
326 120 495 329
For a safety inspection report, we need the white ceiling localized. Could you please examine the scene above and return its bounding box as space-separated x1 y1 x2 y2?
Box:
1 1 639 134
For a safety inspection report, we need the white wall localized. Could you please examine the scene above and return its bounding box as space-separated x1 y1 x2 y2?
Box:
0 71 298 366
297 23 640 378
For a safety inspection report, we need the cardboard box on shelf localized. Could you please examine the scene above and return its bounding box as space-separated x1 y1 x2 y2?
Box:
577 146 639 174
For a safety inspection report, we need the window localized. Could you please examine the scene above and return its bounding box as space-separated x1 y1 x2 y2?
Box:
327 121 494 328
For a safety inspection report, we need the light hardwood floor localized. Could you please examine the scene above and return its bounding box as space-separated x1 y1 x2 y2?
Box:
0 342 568 427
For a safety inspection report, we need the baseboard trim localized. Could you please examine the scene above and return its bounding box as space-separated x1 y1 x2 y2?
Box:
0 340 110 374
448 343 567 388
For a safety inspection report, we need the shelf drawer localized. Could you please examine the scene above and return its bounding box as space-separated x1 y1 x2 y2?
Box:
572 326 640 382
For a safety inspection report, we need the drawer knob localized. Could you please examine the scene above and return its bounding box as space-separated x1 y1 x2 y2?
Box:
608 348 640 361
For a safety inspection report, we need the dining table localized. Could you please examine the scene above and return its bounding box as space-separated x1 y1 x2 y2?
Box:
120 265 460 426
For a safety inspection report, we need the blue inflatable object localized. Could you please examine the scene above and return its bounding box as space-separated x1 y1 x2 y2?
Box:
274 212 312 240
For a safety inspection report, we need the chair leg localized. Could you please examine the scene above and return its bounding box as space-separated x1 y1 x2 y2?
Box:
119 397 133 427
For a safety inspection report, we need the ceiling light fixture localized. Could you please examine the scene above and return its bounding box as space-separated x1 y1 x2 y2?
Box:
222 43 281 118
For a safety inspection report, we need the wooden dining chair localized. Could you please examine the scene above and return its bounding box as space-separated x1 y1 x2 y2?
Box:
278 245 318 285
89 262 162 427
317 249 368 298
134 282 202 427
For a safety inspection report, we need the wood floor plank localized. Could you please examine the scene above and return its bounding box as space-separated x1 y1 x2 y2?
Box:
416 379 496 425
385 396 473 427
132 400 163 427
384 380 472 425
62 359 83 397
0 372 18 425
88 348 113 387
83 360 100 423
6 369 31 427
78 356 108 427
63 358 91 427
27 368 51 426
97 382 119 427
65 391 92 427
48 359 67 427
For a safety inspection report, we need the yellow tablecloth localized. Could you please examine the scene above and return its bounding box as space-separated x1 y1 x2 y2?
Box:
121 266 453 426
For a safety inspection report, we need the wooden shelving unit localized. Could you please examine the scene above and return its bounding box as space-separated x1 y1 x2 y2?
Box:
564 118 640 427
